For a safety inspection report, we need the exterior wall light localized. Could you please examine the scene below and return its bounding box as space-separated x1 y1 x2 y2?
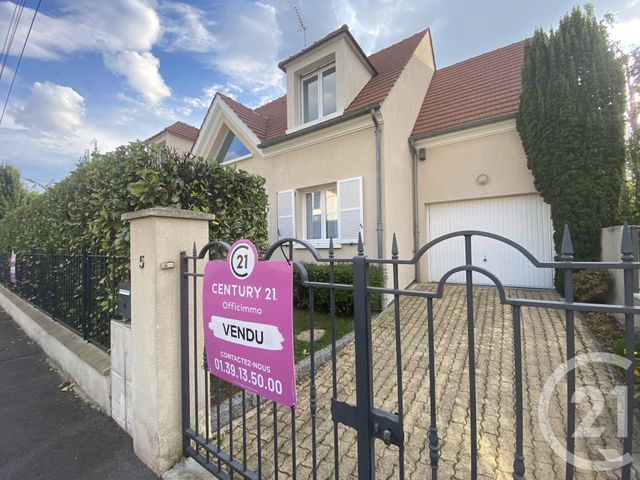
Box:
476 173 490 186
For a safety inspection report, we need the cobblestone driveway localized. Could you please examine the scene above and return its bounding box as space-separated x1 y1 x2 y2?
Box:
217 284 639 479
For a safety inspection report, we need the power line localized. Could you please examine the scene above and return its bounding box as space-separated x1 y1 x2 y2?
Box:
0 0 41 128
0 0 27 82
0 1 21 78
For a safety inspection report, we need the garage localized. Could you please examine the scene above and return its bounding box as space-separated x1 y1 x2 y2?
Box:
426 194 554 288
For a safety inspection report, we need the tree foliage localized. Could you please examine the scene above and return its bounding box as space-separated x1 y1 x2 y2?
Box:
619 46 640 222
0 164 35 220
517 6 627 261
0 142 269 257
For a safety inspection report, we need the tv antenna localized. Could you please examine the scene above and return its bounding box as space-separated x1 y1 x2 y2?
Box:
294 6 307 47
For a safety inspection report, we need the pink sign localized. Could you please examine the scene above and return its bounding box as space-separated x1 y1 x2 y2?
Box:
203 239 297 407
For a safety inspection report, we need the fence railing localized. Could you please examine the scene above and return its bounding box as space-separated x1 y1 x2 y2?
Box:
0 251 130 350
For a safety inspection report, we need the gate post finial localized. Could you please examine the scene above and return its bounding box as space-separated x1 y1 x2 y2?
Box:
391 233 398 258
329 237 335 258
357 232 364 256
561 224 574 261
621 222 634 262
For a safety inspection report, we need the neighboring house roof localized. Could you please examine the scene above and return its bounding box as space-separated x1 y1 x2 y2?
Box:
213 28 429 146
149 121 200 142
411 41 525 139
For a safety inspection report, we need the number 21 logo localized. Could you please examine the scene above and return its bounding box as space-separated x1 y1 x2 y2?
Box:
230 242 256 280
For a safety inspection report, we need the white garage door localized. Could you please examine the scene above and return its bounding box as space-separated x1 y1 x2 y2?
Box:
426 194 554 288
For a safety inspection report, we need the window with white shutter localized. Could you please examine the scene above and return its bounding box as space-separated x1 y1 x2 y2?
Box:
276 190 295 239
337 176 363 243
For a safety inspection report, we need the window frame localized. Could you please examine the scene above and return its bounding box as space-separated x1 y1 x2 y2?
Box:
301 185 340 247
300 62 337 125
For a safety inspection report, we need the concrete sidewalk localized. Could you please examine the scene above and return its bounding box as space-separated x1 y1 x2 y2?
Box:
0 308 157 480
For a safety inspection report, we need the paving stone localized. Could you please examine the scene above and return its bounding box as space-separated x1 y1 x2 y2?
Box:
207 285 639 479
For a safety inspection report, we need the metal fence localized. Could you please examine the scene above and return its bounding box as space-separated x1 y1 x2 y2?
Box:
0 251 129 350
181 226 638 480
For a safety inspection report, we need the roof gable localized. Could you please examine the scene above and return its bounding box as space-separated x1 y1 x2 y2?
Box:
411 41 525 138
277 25 377 75
208 28 428 146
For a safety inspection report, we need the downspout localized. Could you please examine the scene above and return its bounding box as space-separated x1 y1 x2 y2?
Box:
371 109 383 260
409 139 421 282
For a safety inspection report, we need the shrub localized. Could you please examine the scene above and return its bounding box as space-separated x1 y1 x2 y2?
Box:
0 142 268 256
573 269 613 303
293 262 384 316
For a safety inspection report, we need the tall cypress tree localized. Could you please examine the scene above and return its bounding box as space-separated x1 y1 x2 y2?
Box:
517 6 626 262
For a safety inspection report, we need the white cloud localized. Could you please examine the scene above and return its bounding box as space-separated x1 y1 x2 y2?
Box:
13 82 86 132
105 51 171 104
0 0 160 59
160 1 285 102
609 18 640 50
0 65 13 83
183 83 242 108
0 0 166 104
159 2 218 53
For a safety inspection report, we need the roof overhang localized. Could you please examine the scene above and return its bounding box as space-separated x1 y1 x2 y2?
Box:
410 113 517 143
278 25 377 75
258 103 380 149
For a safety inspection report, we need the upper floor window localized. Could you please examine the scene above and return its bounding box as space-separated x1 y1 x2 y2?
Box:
214 130 251 163
301 64 336 123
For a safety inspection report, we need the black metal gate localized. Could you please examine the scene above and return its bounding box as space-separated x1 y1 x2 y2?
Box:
180 227 638 479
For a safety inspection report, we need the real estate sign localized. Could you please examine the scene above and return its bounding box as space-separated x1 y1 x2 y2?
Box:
202 239 296 407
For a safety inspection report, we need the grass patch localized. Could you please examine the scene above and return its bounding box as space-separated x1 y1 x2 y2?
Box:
293 308 353 363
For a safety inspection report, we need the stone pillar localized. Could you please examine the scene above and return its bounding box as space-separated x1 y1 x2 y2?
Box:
122 207 214 475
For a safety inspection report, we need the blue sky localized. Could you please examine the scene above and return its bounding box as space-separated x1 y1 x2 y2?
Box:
0 0 638 188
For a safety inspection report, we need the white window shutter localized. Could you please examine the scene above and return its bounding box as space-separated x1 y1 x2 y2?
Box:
276 190 295 239
337 177 363 243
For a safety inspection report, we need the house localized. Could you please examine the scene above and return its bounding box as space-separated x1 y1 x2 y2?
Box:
147 121 200 153
191 25 554 289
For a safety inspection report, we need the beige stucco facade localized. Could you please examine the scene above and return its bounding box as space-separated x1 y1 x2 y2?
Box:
283 35 374 131
191 29 543 289
379 33 436 287
414 120 539 281
147 131 195 153
222 115 377 260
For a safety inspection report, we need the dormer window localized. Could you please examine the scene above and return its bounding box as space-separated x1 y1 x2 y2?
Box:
301 64 337 123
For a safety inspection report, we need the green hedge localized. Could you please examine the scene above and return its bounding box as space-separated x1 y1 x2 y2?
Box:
0 142 268 256
293 262 384 316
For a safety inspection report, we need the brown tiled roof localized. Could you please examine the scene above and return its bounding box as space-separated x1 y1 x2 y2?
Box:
346 29 428 112
255 96 288 141
216 28 428 145
161 121 200 141
411 41 525 138
219 94 269 140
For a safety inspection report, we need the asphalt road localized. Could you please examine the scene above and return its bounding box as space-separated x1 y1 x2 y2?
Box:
0 308 157 480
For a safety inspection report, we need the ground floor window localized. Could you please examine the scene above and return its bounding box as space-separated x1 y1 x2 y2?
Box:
276 176 363 246
305 187 338 240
